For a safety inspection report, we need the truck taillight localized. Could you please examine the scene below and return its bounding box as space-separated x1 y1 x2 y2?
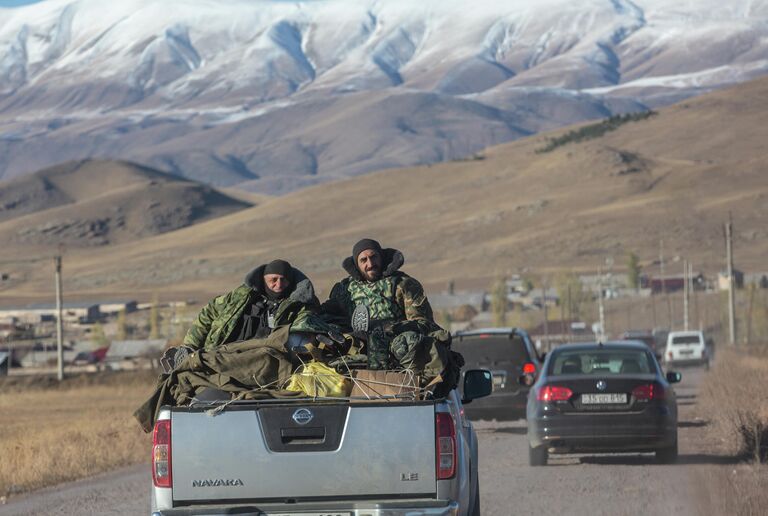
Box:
632 383 664 401
435 413 456 480
152 419 172 488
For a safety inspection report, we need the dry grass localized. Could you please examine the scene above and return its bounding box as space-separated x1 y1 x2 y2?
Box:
698 347 768 515
2 77 768 305
0 371 156 498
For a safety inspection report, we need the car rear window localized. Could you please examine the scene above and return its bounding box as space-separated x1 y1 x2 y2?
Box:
550 349 654 375
671 335 702 345
452 334 532 366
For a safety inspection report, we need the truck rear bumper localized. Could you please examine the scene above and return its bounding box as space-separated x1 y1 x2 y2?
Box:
152 500 460 516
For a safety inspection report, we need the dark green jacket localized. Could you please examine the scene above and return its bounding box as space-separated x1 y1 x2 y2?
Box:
184 265 319 351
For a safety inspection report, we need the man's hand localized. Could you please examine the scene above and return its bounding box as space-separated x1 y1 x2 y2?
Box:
160 345 193 374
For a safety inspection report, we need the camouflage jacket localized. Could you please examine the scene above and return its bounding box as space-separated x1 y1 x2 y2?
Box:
323 248 438 335
183 265 320 351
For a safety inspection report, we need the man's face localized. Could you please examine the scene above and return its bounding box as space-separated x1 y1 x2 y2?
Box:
264 274 290 294
356 249 382 281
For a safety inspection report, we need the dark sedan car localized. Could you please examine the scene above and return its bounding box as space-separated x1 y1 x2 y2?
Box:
526 341 681 466
453 327 541 420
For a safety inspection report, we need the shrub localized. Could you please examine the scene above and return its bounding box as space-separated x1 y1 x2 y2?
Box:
535 111 657 153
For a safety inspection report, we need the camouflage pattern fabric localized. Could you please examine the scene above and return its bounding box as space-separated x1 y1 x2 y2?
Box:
326 273 436 336
183 285 320 350
135 327 301 432
366 328 392 370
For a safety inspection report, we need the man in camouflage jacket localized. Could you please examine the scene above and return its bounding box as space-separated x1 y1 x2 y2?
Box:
184 259 320 351
323 239 453 375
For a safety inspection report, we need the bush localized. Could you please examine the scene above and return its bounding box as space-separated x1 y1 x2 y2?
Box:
535 111 657 153
735 410 768 462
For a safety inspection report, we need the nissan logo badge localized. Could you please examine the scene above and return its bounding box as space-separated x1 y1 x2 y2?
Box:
596 380 607 391
292 408 313 425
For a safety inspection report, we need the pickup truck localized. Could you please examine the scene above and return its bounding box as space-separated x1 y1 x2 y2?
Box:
150 369 493 516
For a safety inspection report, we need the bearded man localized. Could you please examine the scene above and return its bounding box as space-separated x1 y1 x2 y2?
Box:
323 239 447 371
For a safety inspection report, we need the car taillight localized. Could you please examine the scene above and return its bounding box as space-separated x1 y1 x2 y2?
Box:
632 383 664 401
537 385 573 402
668 351 673 359
522 362 536 375
152 419 172 488
435 413 456 480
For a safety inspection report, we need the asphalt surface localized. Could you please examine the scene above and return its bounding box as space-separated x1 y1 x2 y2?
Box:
0 368 714 516
476 367 709 516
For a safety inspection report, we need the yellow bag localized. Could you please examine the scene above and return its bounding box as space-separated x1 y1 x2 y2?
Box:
285 361 352 397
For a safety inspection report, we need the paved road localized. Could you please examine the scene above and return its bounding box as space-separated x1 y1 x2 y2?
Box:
0 368 716 515
476 367 710 516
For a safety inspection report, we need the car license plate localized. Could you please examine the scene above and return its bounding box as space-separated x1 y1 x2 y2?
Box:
680 350 694 355
581 393 627 404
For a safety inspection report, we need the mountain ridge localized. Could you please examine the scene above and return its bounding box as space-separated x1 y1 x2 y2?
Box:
2 0 768 193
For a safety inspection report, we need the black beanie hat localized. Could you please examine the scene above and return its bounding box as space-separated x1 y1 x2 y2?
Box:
352 238 383 260
263 259 293 279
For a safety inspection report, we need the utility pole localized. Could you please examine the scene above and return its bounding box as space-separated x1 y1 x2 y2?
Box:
745 283 756 346
691 261 700 330
598 267 606 342
542 278 550 351
683 259 689 331
567 285 574 342
660 239 673 329
54 254 64 381
725 216 736 346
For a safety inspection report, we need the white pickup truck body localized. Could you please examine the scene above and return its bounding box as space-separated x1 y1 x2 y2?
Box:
150 374 491 516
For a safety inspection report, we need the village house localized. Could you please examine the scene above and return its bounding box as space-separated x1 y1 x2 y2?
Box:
0 303 101 324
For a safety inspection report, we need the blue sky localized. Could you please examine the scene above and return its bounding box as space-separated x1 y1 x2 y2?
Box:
0 0 45 7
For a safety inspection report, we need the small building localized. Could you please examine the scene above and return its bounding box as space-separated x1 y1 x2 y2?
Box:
98 300 138 315
579 273 631 294
744 272 768 289
529 320 596 350
429 291 486 310
717 270 744 291
0 303 101 324
0 322 34 340
106 339 167 360
104 339 167 370
641 273 706 294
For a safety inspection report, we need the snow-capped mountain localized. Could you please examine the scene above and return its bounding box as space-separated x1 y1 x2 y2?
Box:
1 0 767 193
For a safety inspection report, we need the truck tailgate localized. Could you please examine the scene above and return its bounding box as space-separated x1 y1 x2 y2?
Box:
171 402 437 503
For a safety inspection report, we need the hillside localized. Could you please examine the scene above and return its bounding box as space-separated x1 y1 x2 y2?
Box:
0 160 253 248
0 77 766 304
1 0 768 193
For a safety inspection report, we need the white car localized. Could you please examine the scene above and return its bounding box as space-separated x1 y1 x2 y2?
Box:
664 331 709 368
